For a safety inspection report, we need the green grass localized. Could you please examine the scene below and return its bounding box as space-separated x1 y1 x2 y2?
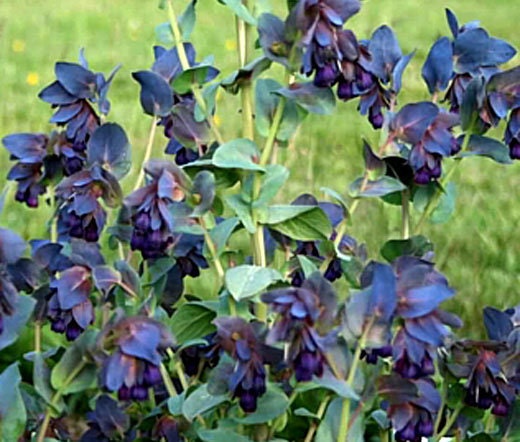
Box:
0 0 519 336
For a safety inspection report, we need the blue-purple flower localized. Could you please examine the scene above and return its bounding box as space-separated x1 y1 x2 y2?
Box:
213 317 267 412
505 108 520 159
99 316 174 401
262 273 337 381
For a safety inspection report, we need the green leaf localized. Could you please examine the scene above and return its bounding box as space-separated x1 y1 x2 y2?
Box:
255 164 290 207
313 376 359 400
295 407 320 419
459 134 513 164
255 79 305 141
171 303 216 343
320 187 349 216
168 393 185 415
222 57 272 95
0 363 26 442
50 330 97 392
179 0 197 41
192 170 216 216
276 83 336 115
195 82 220 122
218 0 257 25
225 265 282 301
209 217 240 256
297 255 319 279
233 388 289 424
172 64 216 95
213 139 265 171
182 384 228 420
33 353 64 412
155 22 174 45
262 205 332 241
225 194 255 233
349 176 406 198
430 182 456 224
499 397 520 440
198 428 251 442
380 235 433 262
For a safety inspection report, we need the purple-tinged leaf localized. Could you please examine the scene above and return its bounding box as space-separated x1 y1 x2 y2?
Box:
258 14 294 68
92 265 121 293
91 395 130 438
0 295 36 351
326 0 361 22
170 101 210 148
2 133 47 163
457 134 512 164
422 37 453 94
392 51 415 94
453 28 516 73
55 62 97 99
119 321 162 364
276 82 336 115
445 9 459 38
152 44 195 81
72 300 95 329
349 176 406 198
362 262 397 321
483 307 513 341
38 81 77 105
192 170 215 216
363 140 385 178
222 57 272 95
460 76 486 131
132 71 173 117
87 123 131 179
367 25 402 83
52 266 92 310
399 284 454 318
390 102 439 144
378 374 418 404
0 229 26 264
49 102 83 124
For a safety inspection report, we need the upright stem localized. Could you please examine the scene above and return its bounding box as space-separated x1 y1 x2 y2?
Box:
166 0 223 144
303 395 331 442
433 404 463 441
200 216 225 285
36 360 87 442
133 117 158 192
34 322 41 353
401 188 410 239
337 317 375 442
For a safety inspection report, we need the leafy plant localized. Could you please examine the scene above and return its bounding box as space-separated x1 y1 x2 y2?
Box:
1 0 519 441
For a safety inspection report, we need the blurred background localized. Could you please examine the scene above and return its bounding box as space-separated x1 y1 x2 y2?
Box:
0 0 518 336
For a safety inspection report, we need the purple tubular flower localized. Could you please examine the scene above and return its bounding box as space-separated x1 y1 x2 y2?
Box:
505 108 520 159
100 316 174 401
80 395 131 442
125 161 188 259
213 317 267 412
172 234 209 278
262 274 337 381
48 265 94 341
380 376 441 442
55 167 121 242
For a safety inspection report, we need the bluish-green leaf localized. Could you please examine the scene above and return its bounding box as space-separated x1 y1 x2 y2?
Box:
198 428 251 442
209 217 240 256
225 194 255 233
0 295 35 351
225 265 282 301
275 83 336 115
218 0 257 25
233 388 289 424
183 384 228 420
349 176 406 198
179 0 197 41
0 363 26 441
213 139 264 171
172 64 218 95
380 235 433 262
192 171 216 216
459 134 512 164
87 123 131 179
255 164 289 207
155 22 174 45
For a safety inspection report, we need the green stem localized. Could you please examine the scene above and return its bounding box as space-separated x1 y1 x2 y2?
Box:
414 133 471 234
433 404 463 441
260 98 285 166
236 8 254 141
133 116 158 192
433 380 447 434
401 188 410 239
166 0 223 144
200 217 225 285
160 362 177 398
34 322 41 353
337 317 375 442
304 395 331 442
36 360 87 442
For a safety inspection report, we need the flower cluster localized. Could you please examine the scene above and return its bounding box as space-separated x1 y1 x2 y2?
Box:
213 317 267 412
389 102 460 184
124 160 189 259
99 316 174 401
1 55 119 208
262 272 337 381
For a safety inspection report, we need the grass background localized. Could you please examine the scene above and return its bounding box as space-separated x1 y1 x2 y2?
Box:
0 0 519 336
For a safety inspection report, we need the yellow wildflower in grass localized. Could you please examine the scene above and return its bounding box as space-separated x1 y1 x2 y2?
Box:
225 39 237 51
214 114 222 127
26 72 40 86
12 39 26 53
